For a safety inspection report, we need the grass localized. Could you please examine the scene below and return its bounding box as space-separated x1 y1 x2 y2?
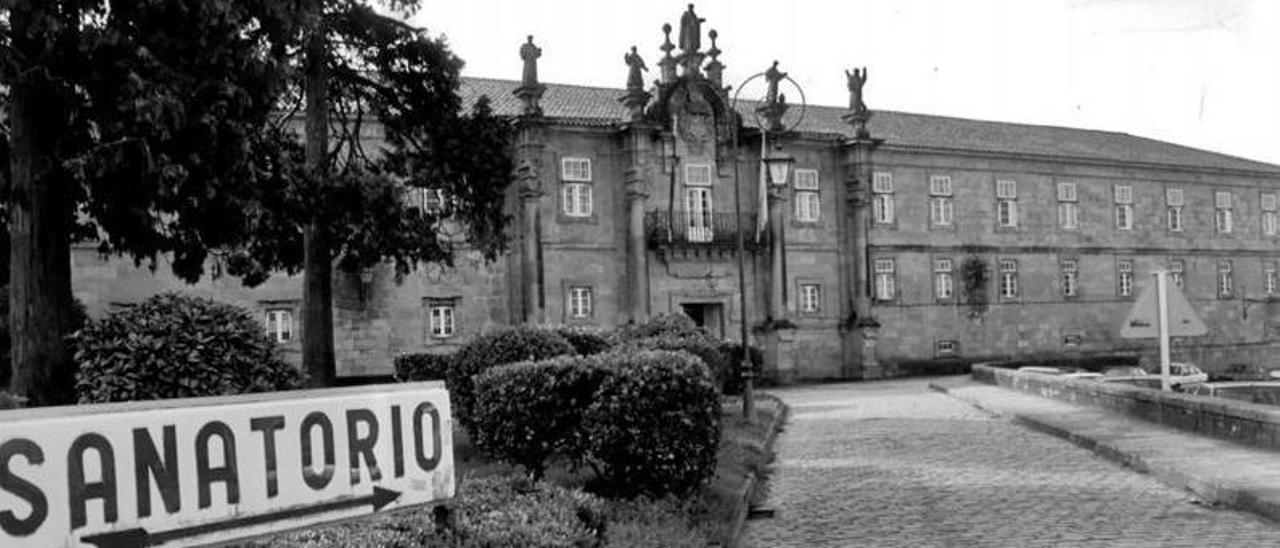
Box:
243 396 780 547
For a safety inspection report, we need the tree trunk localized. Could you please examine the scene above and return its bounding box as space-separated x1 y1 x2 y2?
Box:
7 6 78 405
301 26 337 387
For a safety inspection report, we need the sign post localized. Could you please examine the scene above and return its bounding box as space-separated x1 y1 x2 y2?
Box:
0 382 454 547
1120 270 1208 391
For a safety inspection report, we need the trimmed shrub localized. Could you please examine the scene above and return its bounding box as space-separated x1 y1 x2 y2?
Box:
472 356 608 478
627 336 730 394
611 313 706 343
585 350 721 497
72 293 302 403
0 391 26 410
394 352 453 381
553 326 613 356
439 474 606 547
448 325 576 435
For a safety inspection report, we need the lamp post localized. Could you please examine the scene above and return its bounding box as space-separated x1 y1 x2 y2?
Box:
730 64 804 419
762 148 795 321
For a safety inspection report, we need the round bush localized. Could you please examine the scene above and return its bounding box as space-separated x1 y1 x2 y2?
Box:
441 474 605 547
585 350 721 497
552 326 613 356
611 313 707 343
72 293 301 403
628 335 731 395
472 356 609 478
394 352 453 382
448 325 575 435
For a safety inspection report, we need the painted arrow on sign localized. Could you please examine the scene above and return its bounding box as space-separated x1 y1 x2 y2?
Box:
79 486 401 548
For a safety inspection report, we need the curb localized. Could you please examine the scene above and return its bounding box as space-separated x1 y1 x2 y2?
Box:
725 393 790 548
929 381 1280 524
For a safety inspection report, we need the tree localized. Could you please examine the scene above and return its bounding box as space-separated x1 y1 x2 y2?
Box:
223 2 514 386
0 1 306 404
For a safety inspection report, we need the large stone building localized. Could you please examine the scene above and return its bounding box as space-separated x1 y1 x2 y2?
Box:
72 6 1280 380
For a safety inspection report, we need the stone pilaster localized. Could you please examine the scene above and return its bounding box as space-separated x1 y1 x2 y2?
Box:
622 124 654 324
841 115 884 379
767 184 787 321
514 122 546 324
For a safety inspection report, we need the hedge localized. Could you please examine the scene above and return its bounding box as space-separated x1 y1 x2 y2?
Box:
448 325 576 436
394 352 453 382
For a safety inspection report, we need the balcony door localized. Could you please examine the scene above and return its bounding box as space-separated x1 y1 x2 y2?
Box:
684 187 714 242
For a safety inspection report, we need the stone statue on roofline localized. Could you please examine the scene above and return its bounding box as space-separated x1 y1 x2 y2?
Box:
846 67 868 114
624 46 647 91
520 35 541 88
679 4 704 54
764 60 787 106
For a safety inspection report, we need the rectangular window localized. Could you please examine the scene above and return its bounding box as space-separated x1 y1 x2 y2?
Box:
996 180 1017 228
930 175 953 227
1263 193 1278 236
1063 329 1085 347
794 169 819 190
1062 259 1079 298
568 286 593 318
1169 259 1185 289
795 191 821 222
1216 191 1234 234
1218 260 1234 298
872 172 894 224
1114 185 1133 230
1168 206 1183 232
999 259 1018 299
1266 262 1278 295
929 175 953 196
1117 259 1134 297
1166 188 1184 207
685 164 713 186
799 284 821 313
935 340 959 357
684 187 714 242
561 157 592 181
874 259 896 301
562 183 593 217
1058 182 1079 229
934 259 954 301
996 179 1017 199
424 188 448 215
264 309 293 343
430 305 455 338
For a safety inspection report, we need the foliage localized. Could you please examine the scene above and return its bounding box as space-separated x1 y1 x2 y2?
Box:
612 313 708 343
602 497 706 548
72 293 301 403
961 255 990 319
552 326 613 356
716 340 765 393
584 350 721 497
393 351 453 381
472 356 609 479
448 325 576 435
435 474 606 548
625 336 731 395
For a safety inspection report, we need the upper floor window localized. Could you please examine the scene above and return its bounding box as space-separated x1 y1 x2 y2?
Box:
685 164 713 186
684 187 714 242
1057 182 1079 230
1218 260 1234 298
999 259 1018 299
1263 192 1278 236
561 157 592 181
799 284 821 314
794 169 820 223
874 259 897 301
1114 185 1133 230
996 179 1017 228
929 175 954 227
1215 191 1234 234
1266 262 1278 295
264 309 293 343
1117 259 1134 297
562 183 593 217
1166 188 1184 232
1061 258 1079 298
872 172 894 224
934 258 954 301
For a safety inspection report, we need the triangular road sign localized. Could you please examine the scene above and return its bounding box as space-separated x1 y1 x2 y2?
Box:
1120 278 1208 338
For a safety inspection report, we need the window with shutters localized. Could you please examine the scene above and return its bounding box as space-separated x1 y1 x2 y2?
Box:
1058 182 1079 229
1117 259 1134 297
562 183 592 217
929 175 954 227
874 259 897 301
794 169 820 223
1114 185 1133 230
996 179 1017 229
999 259 1018 299
264 309 293 343
934 258 954 301
872 172 894 224
1166 187 1184 232
1215 191 1234 234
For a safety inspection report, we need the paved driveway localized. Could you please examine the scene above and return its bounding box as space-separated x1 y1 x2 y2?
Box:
743 377 1280 547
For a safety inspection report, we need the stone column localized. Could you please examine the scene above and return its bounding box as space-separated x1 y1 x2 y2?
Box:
767 184 787 320
514 123 546 324
623 127 653 323
843 130 883 379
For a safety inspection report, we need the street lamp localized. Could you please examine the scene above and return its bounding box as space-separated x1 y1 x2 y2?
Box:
730 63 804 419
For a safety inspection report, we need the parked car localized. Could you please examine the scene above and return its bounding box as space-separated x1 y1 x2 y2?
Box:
1102 366 1150 378
1164 362 1209 385
1183 381 1280 406
1209 363 1280 382
1016 366 1065 375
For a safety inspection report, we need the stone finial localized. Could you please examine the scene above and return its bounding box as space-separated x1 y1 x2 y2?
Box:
704 29 724 86
658 23 677 84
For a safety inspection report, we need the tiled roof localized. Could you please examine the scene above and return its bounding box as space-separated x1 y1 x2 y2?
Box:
460 77 1280 175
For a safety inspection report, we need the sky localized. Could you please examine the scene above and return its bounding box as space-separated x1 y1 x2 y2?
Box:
414 0 1280 166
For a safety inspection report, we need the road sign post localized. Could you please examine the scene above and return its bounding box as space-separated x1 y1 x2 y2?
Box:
1156 270 1172 391
0 382 454 547
1120 270 1207 391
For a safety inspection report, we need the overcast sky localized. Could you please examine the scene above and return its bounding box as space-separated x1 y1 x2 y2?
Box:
415 0 1280 166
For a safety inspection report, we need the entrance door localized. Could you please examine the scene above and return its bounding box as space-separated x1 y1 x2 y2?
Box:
680 302 725 338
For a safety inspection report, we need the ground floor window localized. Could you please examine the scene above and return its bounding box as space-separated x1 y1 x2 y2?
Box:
799 284 821 314
874 259 896 301
264 309 293 343
429 304 455 338
568 286 593 318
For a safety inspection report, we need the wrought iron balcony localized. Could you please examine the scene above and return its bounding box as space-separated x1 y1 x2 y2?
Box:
644 211 767 251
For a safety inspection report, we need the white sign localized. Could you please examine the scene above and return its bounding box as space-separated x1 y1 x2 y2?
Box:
1119 276 1207 339
0 382 454 548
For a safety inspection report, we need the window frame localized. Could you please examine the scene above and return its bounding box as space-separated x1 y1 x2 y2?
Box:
934 258 955 302
561 157 592 182
1215 191 1234 235
561 182 593 218
1218 260 1234 298
1057 182 1079 230
684 163 713 186
264 308 294 343
1117 258 1134 298
998 259 1018 299
795 190 821 223
429 304 456 338
1061 258 1080 299
1169 259 1185 289
567 285 594 319
799 283 822 314
873 258 897 302
794 168 819 190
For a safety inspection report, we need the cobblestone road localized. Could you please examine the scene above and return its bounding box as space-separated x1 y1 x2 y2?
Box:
743 378 1280 547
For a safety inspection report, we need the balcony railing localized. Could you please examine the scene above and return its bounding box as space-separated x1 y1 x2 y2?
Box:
644 211 767 251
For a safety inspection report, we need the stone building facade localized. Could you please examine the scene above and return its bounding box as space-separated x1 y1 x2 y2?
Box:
71 6 1280 380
